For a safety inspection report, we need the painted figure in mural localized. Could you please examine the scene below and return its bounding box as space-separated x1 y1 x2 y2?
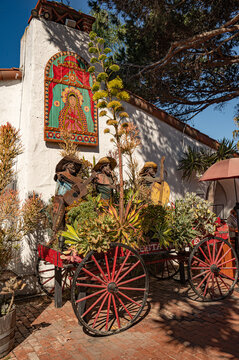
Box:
93 157 117 203
45 53 96 145
59 87 88 133
52 156 85 235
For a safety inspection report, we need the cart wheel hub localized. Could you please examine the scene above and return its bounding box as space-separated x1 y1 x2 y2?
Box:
210 264 220 275
107 282 118 293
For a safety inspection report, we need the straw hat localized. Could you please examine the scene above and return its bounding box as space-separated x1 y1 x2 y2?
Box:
139 161 157 175
93 157 117 172
55 156 83 173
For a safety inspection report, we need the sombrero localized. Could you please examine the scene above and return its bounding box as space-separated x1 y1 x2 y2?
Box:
139 161 158 175
93 157 117 172
55 156 83 173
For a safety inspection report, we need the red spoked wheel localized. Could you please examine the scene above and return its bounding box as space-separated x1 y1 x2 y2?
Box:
71 243 149 336
188 237 238 301
147 250 180 280
36 259 75 297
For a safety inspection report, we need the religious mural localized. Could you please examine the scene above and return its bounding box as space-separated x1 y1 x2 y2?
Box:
44 51 98 146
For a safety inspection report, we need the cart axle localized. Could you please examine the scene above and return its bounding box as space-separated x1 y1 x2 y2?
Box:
107 282 119 293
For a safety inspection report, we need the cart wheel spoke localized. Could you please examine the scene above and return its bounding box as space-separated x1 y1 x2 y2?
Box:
198 246 210 265
92 293 109 328
91 255 108 282
191 269 210 280
112 294 120 329
104 253 111 280
111 245 119 281
105 294 112 331
114 293 133 319
117 274 146 286
114 249 131 282
216 247 233 266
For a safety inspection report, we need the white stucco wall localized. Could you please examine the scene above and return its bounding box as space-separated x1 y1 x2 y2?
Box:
0 81 22 128
0 17 212 284
15 17 209 206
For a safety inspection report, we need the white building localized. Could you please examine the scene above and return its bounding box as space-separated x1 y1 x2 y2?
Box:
0 0 231 285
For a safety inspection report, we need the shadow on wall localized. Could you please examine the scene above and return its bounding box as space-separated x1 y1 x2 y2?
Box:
132 110 208 200
42 19 90 61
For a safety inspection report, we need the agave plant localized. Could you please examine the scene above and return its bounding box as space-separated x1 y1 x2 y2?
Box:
107 193 146 248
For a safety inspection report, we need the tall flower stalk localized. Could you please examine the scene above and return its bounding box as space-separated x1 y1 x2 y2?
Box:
88 32 134 221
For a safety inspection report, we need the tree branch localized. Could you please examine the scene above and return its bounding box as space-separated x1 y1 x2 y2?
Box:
129 13 239 78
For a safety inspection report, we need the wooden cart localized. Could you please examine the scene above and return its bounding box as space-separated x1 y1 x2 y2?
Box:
36 221 238 335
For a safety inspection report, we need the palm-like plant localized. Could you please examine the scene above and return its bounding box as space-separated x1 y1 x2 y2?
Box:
178 138 237 180
212 138 237 162
178 146 212 180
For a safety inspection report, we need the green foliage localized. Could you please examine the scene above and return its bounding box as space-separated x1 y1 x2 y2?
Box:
170 202 199 250
99 110 107 117
97 100 108 108
88 66 96 73
88 47 98 54
107 194 146 248
93 90 108 101
141 205 172 247
91 0 239 120
92 82 100 92
116 91 130 101
178 138 237 180
108 77 123 90
89 1 126 61
97 72 108 81
174 193 217 237
142 193 217 249
109 64 120 72
212 138 237 162
104 48 112 54
178 146 212 180
62 194 146 254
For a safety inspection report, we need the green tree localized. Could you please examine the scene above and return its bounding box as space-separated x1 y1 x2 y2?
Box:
89 1 126 60
91 0 239 121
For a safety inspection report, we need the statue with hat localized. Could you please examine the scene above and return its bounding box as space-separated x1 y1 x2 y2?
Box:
52 155 95 236
93 157 117 203
139 157 170 205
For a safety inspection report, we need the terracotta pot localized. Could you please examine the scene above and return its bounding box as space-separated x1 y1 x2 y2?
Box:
0 308 16 358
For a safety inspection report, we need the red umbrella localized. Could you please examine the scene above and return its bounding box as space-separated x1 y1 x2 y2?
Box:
199 158 239 182
199 158 239 201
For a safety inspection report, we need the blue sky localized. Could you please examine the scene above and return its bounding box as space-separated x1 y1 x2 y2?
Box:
1 0 238 143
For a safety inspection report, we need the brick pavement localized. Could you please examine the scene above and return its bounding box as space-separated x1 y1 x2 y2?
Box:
4 278 239 360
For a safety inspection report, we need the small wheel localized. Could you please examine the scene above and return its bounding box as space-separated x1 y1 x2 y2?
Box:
71 243 149 336
188 237 239 301
36 258 74 297
147 250 180 280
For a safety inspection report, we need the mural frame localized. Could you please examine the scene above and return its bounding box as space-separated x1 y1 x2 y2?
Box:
44 51 98 146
